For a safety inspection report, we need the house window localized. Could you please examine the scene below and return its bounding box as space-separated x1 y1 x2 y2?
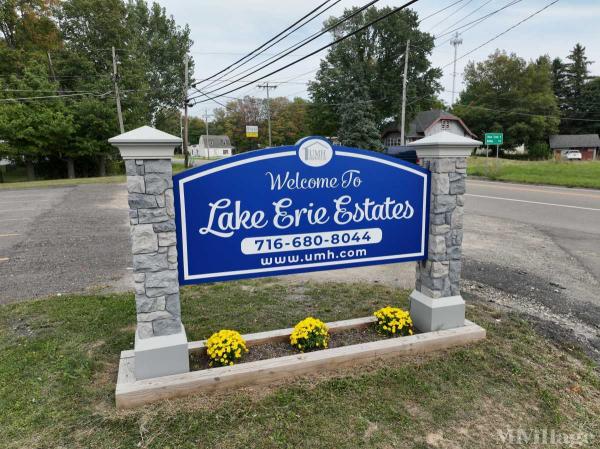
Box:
441 120 450 130
223 149 229 155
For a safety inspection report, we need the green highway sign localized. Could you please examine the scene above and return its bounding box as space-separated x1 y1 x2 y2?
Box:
485 133 503 145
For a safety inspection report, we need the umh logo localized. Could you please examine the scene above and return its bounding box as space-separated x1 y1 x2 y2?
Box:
298 139 333 167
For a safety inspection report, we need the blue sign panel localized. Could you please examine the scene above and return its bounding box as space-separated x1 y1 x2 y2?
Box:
173 137 430 284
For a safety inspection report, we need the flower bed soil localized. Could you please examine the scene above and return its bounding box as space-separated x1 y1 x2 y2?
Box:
190 325 411 371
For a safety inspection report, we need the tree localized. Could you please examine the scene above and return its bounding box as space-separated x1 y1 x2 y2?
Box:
189 117 207 146
0 0 195 179
308 6 441 137
269 97 312 146
0 61 74 180
566 43 592 100
578 77 600 135
556 43 594 134
551 58 569 112
155 108 181 136
210 96 315 152
0 0 61 50
338 83 383 151
57 0 194 124
453 51 560 149
211 96 263 152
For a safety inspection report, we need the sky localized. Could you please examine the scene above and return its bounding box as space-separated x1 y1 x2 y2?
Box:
155 0 600 119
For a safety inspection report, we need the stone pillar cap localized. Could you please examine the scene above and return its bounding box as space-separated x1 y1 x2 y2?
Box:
408 131 482 158
109 126 182 160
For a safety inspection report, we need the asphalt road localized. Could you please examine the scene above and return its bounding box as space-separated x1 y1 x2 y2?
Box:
0 179 599 314
466 180 600 282
0 184 131 302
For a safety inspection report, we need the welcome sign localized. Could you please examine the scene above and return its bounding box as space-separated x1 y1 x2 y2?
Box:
173 137 430 284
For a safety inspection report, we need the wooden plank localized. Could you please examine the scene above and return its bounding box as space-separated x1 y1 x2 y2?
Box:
116 321 485 409
188 316 377 353
116 353 136 391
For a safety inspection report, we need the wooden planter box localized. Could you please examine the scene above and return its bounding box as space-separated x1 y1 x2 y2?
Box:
116 317 485 409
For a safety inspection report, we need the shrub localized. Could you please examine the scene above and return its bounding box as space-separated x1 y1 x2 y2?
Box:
373 307 414 337
290 317 329 352
527 142 551 160
206 329 248 367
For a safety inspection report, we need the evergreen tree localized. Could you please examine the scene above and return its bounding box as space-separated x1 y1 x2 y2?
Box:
566 43 591 99
578 77 600 135
338 84 383 151
551 58 568 112
559 43 593 133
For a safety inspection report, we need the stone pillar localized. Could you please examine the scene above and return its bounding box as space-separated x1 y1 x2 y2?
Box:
407 131 482 332
109 126 189 380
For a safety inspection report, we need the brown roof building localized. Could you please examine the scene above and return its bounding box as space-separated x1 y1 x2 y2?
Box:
382 110 476 149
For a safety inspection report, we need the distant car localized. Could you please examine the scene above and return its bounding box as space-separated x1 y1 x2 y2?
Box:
564 150 582 161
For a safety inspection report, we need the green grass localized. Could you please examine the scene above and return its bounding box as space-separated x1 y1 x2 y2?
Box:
0 163 195 190
468 157 600 189
0 280 598 448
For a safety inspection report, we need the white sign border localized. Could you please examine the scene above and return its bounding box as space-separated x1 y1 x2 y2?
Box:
178 149 428 281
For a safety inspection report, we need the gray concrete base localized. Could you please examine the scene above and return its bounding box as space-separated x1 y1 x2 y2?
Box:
409 289 465 332
134 324 190 380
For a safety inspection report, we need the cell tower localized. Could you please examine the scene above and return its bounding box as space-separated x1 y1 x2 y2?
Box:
450 32 463 106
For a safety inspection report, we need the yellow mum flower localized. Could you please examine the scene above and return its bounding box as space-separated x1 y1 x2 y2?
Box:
290 317 329 352
206 329 247 367
373 307 414 337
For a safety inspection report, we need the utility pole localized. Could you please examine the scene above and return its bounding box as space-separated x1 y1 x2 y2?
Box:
111 46 125 134
450 32 463 106
258 82 277 147
204 109 212 158
204 109 210 137
400 39 410 146
183 54 190 167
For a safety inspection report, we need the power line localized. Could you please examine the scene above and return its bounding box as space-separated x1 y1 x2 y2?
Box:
201 0 467 95
416 0 467 24
192 0 546 112
196 0 525 103
200 0 343 92
196 0 338 87
441 0 561 69
455 103 600 123
0 73 110 79
409 87 600 123
189 0 421 103
197 86 600 125
192 0 386 98
1 89 100 93
0 91 113 102
435 0 524 41
435 0 494 36
427 0 475 32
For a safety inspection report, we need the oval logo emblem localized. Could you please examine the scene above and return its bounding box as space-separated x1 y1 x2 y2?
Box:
298 139 333 167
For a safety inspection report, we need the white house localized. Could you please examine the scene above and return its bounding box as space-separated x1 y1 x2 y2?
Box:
191 135 234 158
